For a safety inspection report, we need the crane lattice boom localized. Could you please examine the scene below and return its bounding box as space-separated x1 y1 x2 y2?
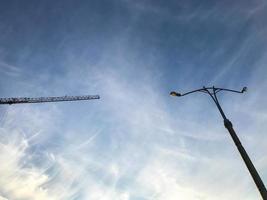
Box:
0 95 100 105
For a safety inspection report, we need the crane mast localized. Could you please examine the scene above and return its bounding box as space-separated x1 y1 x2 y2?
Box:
0 95 100 105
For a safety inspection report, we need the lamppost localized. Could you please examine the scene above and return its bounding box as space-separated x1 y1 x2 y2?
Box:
170 86 267 200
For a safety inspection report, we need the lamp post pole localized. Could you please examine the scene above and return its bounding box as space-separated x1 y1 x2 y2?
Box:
170 86 267 200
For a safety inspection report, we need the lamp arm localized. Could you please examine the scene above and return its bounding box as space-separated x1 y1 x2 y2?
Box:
215 87 247 94
180 88 207 96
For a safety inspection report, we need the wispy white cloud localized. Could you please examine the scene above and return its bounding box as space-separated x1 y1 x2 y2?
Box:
0 61 21 77
1 64 265 199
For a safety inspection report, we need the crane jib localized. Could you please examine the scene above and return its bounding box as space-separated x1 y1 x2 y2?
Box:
0 95 100 105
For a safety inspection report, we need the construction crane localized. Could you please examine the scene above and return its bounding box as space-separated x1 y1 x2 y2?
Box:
0 94 100 105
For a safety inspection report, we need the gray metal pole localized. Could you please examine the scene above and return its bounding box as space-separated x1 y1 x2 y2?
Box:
211 89 267 200
224 119 267 199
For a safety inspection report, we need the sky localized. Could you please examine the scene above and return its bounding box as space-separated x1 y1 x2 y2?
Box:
0 0 267 199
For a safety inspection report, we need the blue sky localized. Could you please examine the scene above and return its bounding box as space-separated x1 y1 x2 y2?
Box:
0 1 267 199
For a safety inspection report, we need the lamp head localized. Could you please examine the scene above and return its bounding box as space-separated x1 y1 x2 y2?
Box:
241 87 247 93
170 91 182 97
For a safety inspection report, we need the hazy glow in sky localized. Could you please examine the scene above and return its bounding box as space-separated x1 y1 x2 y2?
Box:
0 1 267 199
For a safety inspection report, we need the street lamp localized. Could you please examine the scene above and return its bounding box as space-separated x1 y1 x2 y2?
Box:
170 86 267 200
